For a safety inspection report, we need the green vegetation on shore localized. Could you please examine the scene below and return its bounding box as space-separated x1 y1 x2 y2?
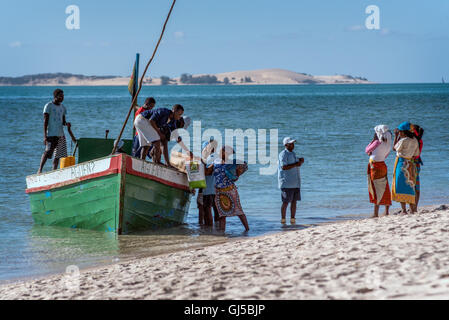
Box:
0 73 116 85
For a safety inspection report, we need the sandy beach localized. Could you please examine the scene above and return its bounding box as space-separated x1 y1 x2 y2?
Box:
1 204 448 300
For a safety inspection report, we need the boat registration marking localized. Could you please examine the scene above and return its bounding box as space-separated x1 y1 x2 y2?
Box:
131 158 188 187
27 158 112 189
70 161 96 179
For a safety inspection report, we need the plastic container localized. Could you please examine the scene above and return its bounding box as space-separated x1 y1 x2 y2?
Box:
185 160 206 189
60 156 76 169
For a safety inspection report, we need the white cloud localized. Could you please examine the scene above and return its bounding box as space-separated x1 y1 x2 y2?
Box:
174 31 184 39
9 41 22 48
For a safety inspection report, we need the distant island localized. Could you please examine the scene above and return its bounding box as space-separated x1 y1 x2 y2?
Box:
0 69 372 86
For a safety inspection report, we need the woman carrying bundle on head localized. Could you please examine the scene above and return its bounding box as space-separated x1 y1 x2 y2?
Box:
365 125 393 217
391 121 420 214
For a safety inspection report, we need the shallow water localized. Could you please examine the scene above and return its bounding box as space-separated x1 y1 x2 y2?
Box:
0 84 448 282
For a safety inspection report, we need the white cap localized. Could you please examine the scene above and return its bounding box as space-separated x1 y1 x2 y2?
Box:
283 137 296 146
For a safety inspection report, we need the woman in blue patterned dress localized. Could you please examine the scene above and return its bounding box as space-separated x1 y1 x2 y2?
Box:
205 146 249 232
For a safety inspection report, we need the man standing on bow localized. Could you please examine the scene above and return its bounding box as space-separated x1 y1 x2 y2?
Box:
38 89 76 173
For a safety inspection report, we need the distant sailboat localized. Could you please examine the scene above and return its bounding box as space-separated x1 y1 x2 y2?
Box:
443 77 445 84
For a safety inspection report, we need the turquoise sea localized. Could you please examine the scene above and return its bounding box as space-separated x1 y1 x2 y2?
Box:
0 84 448 282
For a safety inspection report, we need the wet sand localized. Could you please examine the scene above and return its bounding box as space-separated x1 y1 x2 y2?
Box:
1 204 448 300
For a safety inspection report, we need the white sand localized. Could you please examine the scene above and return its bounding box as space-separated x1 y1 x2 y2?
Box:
1 204 448 300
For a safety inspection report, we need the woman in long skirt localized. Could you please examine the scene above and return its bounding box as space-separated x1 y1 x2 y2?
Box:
205 146 249 232
411 124 424 211
391 121 420 214
365 125 392 217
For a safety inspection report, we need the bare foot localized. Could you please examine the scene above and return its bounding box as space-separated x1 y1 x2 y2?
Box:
400 211 408 215
380 212 389 217
371 214 379 218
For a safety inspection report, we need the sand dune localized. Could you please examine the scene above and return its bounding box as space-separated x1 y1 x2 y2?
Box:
0 204 448 300
0 69 371 86
213 69 371 85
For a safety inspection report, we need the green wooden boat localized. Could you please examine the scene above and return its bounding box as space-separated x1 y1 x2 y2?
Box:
26 138 192 234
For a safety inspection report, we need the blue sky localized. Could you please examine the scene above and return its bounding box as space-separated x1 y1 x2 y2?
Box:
1 0 448 83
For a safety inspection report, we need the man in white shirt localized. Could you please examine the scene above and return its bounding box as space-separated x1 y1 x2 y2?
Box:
278 137 304 224
38 89 75 173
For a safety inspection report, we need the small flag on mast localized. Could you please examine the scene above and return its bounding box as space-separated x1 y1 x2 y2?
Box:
129 54 140 137
128 53 140 105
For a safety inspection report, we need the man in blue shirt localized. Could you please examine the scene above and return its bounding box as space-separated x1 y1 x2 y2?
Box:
134 104 184 165
278 137 304 224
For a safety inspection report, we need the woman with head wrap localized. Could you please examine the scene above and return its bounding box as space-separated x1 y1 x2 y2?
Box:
391 121 420 214
204 146 249 232
411 124 424 210
365 125 393 217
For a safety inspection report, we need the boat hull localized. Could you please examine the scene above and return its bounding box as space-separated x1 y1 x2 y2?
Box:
29 174 121 232
122 174 190 233
26 154 191 234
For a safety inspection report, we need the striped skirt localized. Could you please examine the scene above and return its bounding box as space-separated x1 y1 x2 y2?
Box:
367 161 392 206
53 135 68 159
